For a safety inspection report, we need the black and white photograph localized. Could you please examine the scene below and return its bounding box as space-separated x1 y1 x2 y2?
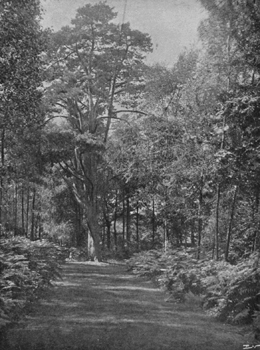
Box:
0 1 260 349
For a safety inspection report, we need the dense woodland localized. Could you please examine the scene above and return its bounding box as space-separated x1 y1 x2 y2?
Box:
1 0 260 339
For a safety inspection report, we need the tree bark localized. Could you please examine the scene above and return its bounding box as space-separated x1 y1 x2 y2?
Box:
38 214 43 240
26 185 30 237
225 184 239 261
253 189 260 252
164 218 168 252
86 205 102 260
136 202 140 251
0 129 5 235
21 185 25 236
214 183 221 261
126 195 131 248
74 201 85 247
113 189 118 249
30 187 36 241
106 218 111 250
122 190 125 246
14 182 18 236
197 179 203 260
152 197 156 247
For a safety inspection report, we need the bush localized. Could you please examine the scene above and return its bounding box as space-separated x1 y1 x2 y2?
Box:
127 249 165 278
128 249 204 299
202 254 260 324
0 237 67 332
157 250 204 300
128 248 260 327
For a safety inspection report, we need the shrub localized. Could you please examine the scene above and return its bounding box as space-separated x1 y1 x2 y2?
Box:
202 254 260 324
127 249 165 278
128 248 260 327
158 250 204 300
0 237 67 333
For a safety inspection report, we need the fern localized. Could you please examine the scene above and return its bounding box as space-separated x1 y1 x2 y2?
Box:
128 248 260 328
0 237 67 333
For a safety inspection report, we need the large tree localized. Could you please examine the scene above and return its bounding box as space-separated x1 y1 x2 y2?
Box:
45 2 152 259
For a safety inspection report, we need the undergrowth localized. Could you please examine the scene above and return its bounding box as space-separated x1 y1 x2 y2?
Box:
127 248 260 333
0 237 67 334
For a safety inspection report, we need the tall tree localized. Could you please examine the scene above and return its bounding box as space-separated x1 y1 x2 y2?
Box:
45 2 152 259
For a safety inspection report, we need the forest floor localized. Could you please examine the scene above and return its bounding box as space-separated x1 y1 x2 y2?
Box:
3 261 248 350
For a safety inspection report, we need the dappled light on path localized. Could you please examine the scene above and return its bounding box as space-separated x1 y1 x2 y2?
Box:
5 262 243 350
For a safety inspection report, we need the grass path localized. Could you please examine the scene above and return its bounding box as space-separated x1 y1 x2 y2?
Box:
4 262 245 350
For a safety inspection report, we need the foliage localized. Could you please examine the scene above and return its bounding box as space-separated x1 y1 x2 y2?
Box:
0 0 49 244
202 254 260 324
0 0 47 165
0 237 67 331
1 0 260 336
42 2 153 259
127 249 165 278
128 248 260 326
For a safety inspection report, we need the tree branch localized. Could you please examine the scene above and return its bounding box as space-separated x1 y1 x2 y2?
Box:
59 161 85 184
113 109 148 116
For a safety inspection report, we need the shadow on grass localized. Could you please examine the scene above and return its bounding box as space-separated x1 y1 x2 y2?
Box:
3 262 244 350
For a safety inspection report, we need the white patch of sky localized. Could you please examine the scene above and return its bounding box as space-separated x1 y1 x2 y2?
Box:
40 0 208 67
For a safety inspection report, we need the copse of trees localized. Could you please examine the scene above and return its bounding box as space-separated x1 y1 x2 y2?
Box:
111 0 260 262
123 0 260 331
0 0 48 240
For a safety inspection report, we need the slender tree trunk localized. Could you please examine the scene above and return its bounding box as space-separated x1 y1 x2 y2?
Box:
197 180 203 260
253 189 260 252
113 189 118 249
179 217 184 246
164 218 168 252
122 190 125 246
21 185 25 236
214 111 226 260
126 195 130 248
30 187 36 241
38 214 42 240
74 201 79 246
152 197 156 247
34 213 39 240
14 182 18 236
26 185 30 237
36 199 42 240
74 201 84 247
225 184 239 261
106 218 111 250
214 22 231 260
102 224 106 249
214 184 221 261
191 220 195 246
136 203 140 251
0 129 5 235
